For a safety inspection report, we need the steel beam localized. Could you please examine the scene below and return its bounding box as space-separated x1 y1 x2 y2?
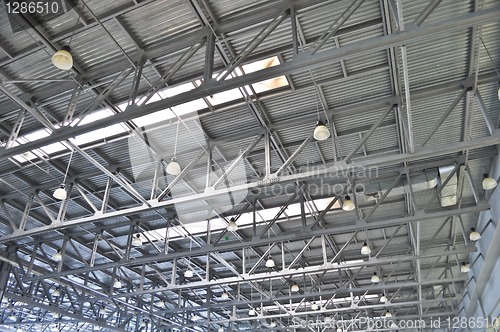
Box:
414 0 444 27
309 0 366 55
2 131 499 242
21 205 483 281
1 6 499 162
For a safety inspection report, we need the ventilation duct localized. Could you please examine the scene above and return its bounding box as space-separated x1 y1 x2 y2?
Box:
363 169 439 202
437 165 458 207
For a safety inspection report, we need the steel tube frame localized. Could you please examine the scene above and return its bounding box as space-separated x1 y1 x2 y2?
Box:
1 6 499 162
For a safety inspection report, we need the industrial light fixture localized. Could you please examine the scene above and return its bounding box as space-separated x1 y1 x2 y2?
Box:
312 83 330 141
9 315 16 321
265 257 275 268
52 250 63 262
248 308 256 316
184 270 194 278
140 320 147 327
99 307 106 315
218 327 224 332
157 300 165 308
482 173 497 190
380 294 388 303
53 313 60 319
314 120 330 141
311 302 319 311
325 317 332 322
52 288 60 297
227 218 238 232
291 284 299 292
342 196 355 211
113 279 122 289
498 82 500 101
166 157 181 175
469 228 481 241
371 272 380 283
390 321 397 328
221 292 229 300
461 262 470 273
167 121 182 175
132 234 143 246
361 242 371 255
53 184 67 200
53 149 74 200
337 328 343 332
52 46 73 70
17 328 22 332
385 311 392 317
270 321 276 328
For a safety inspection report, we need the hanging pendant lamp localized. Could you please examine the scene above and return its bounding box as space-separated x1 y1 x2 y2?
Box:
371 272 380 283
227 218 238 232
482 173 497 190
53 149 74 200
52 46 73 70
167 121 182 175
342 195 355 211
361 242 371 255
469 228 481 241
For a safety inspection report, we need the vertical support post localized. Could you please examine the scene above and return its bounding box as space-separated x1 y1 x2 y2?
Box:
101 178 113 213
264 131 271 179
290 6 299 57
150 160 162 200
57 237 68 273
6 110 26 148
204 32 215 82
20 194 34 231
206 145 213 189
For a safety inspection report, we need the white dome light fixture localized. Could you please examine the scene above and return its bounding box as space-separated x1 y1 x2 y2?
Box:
157 300 165 308
113 279 122 289
291 284 299 292
99 307 106 315
380 294 388 303
166 157 181 175
371 272 380 283
469 228 481 242
53 184 67 200
221 292 229 300
184 270 194 278
361 242 371 255
248 308 256 316
52 46 73 70
385 311 392 318
52 250 63 262
337 328 343 332
9 315 16 322
482 173 497 190
218 327 224 332
461 262 470 273
342 195 355 211
311 303 319 311
17 328 23 332
52 289 60 297
53 313 60 319
314 120 330 141
132 234 143 247
270 321 276 328
265 258 275 268
140 320 147 327
227 218 238 232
